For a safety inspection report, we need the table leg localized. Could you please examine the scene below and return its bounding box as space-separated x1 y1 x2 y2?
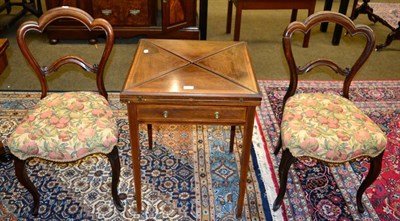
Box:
233 2 243 41
236 107 256 218
127 104 142 213
0 141 13 163
147 124 152 149
332 0 350 45
290 9 298 22
226 0 233 34
302 7 315 48
320 0 333 32
199 0 208 40
229 125 236 153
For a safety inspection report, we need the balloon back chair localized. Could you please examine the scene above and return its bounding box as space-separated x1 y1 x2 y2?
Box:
6 7 123 215
272 11 387 213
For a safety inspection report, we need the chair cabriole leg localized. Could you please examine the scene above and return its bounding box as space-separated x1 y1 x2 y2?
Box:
356 151 384 213
14 157 40 216
107 146 124 211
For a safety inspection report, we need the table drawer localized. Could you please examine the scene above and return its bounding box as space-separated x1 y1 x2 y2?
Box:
136 105 247 123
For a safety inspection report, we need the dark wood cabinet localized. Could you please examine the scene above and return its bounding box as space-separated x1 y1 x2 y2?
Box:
45 0 199 43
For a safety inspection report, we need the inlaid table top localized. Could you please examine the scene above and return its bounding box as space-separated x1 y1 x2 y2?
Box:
121 39 261 104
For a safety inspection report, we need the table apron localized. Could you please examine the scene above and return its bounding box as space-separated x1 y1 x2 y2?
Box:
133 104 253 124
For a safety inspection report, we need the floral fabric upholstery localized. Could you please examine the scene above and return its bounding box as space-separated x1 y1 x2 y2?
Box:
281 93 387 163
7 91 118 162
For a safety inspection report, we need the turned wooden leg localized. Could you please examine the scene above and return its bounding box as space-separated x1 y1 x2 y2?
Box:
147 124 153 149
376 27 400 51
106 146 123 211
229 125 235 153
14 158 40 216
351 0 368 20
23 0 42 17
356 151 384 213
273 149 296 211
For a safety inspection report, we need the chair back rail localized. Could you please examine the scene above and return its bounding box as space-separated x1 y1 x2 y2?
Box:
282 11 375 104
16 6 114 99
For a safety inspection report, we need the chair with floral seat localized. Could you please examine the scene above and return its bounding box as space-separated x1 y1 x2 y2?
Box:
6 6 123 216
272 11 387 213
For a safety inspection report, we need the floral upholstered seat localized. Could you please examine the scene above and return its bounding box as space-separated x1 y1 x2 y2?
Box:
7 91 118 161
281 93 387 163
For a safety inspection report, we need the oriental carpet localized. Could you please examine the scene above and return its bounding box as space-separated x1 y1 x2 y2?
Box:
0 80 399 220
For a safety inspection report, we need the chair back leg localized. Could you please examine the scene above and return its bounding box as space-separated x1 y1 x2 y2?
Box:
14 158 40 216
272 149 296 211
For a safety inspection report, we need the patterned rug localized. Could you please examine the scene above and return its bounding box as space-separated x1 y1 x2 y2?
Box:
255 80 400 220
0 91 269 220
1 80 399 220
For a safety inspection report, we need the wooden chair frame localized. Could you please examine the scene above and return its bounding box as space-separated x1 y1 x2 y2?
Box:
272 11 384 214
12 7 122 216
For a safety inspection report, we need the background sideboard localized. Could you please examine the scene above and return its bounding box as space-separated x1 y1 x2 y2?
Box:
45 0 200 43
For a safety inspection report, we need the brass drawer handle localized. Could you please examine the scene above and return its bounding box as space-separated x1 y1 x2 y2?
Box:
163 111 169 118
129 9 141 16
101 9 112 16
214 112 219 119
